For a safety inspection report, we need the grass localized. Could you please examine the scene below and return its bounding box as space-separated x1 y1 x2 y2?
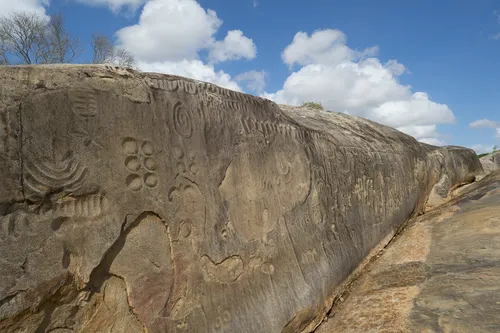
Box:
302 102 324 110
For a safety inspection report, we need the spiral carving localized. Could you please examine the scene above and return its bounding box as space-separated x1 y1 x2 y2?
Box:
173 101 193 138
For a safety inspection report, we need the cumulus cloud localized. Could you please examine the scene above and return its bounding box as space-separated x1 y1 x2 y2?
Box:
234 70 266 93
0 0 48 17
139 59 241 91
470 144 495 154
115 0 258 91
116 0 222 62
75 0 146 12
282 29 378 68
469 118 500 141
208 30 256 63
419 137 447 146
264 29 455 144
469 118 499 128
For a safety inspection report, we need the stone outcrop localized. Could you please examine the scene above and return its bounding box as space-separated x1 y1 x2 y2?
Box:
316 170 500 333
480 151 500 175
0 65 483 333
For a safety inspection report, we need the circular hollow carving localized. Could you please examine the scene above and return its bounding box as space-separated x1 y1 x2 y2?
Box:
173 101 192 138
143 157 157 171
126 174 143 191
125 156 142 172
173 146 184 159
144 173 159 188
189 163 199 175
122 137 138 154
179 220 192 238
142 141 154 156
176 162 186 173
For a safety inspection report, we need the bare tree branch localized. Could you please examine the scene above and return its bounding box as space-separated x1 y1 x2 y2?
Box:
0 11 81 65
45 13 81 63
91 33 136 68
0 12 47 64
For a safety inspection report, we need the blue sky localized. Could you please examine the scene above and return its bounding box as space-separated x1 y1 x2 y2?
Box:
2 0 500 152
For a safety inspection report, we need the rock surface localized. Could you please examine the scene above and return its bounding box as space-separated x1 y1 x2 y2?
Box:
0 65 483 332
316 170 500 333
480 151 500 175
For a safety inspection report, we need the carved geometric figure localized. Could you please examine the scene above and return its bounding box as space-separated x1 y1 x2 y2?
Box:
176 162 186 173
125 156 141 172
52 193 109 218
126 174 143 191
178 219 192 238
143 157 157 171
69 87 98 117
173 146 184 159
144 173 158 188
261 263 275 275
173 101 193 138
188 163 198 175
24 152 87 198
141 141 154 156
200 255 244 284
122 137 138 154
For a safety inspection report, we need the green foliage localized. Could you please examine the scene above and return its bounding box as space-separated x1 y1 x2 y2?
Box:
494 145 497 153
302 102 323 110
478 153 489 158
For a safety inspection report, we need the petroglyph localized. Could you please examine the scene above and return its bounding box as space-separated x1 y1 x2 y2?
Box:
49 193 108 218
0 66 484 333
24 151 87 198
68 87 98 117
172 101 193 138
200 255 244 283
0 211 35 239
301 249 319 265
122 137 159 191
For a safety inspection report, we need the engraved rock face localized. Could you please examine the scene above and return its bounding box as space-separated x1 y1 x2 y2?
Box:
0 65 483 333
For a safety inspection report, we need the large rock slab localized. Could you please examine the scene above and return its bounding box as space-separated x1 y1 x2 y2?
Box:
480 151 500 175
316 170 500 333
0 65 482 332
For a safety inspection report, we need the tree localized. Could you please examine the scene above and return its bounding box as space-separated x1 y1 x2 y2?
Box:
91 33 135 68
0 12 48 64
0 12 81 65
44 13 81 63
302 102 324 111
494 145 497 153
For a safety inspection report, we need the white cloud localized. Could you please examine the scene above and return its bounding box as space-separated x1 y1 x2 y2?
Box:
470 144 495 154
282 29 378 68
384 59 407 76
75 0 146 12
115 0 259 91
469 118 499 128
234 70 266 93
0 0 48 17
469 118 500 141
139 59 241 91
419 137 447 146
116 0 222 62
208 30 256 63
264 29 455 144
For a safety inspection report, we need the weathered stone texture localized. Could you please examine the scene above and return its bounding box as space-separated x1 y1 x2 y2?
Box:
317 170 500 333
480 151 500 175
0 65 483 332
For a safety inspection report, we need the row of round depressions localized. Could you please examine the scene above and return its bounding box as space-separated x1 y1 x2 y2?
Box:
122 137 159 191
